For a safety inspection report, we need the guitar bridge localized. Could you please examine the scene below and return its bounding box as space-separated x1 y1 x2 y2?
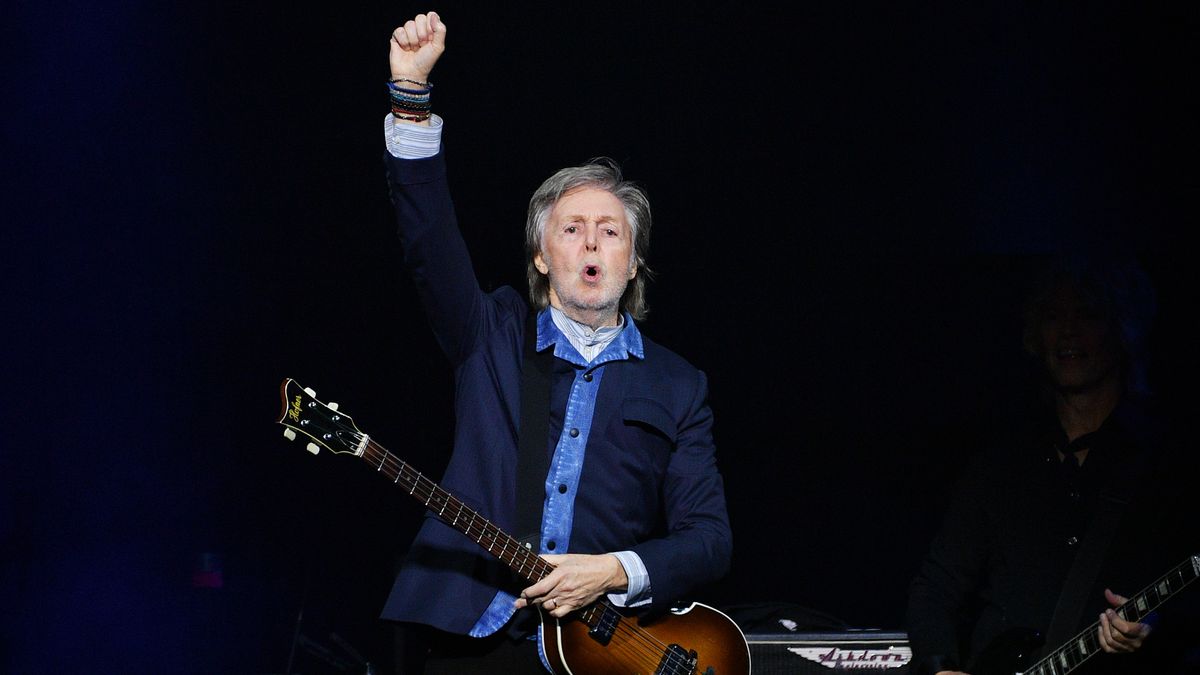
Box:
655 644 697 675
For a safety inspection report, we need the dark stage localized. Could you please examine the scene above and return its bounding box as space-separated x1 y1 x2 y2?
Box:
5 2 1197 673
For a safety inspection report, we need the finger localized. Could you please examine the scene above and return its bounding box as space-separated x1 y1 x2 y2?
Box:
1098 612 1118 652
414 13 430 44
429 12 447 47
1104 588 1128 608
1106 609 1148 640
391 23 411 50
401 19 419 49
521 574 559 602
1099 611 1134 653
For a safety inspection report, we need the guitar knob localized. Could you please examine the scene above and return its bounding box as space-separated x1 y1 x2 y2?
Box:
306 442 321 455
328 402 339 411
304 387 317 397
283 429 297 441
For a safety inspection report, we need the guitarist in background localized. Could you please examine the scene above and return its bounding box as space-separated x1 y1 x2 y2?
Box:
378 11 733 674
905 254 1199 675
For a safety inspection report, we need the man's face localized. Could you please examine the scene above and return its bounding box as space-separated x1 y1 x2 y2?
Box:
533 187 636 325
1036 282 1121 393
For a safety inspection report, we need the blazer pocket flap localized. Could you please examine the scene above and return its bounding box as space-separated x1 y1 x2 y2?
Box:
622 397 677 440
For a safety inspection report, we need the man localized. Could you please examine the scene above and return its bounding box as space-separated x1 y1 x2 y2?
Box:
905 256 1197 675
378 12 733 673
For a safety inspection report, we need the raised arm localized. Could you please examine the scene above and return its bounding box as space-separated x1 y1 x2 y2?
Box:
388 11 446 127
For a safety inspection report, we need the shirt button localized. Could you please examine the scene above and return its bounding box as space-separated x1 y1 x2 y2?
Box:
1067 536 1079 546
569 428 579 438
547 540 556 551
558 483 568 494
583 373 593 382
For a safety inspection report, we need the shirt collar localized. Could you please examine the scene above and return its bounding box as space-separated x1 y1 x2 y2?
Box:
536 307 644 364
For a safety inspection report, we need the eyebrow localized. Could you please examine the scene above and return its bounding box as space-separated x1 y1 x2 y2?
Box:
561 215 621 225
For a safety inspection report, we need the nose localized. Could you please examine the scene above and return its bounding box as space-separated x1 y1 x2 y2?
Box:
584 224 598 251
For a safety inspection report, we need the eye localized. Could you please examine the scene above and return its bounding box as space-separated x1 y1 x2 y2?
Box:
564 225 578 234
604 228 618 236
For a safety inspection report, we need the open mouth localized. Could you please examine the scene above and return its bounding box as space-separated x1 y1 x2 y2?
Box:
1057 347 1087 361
583 265 600 281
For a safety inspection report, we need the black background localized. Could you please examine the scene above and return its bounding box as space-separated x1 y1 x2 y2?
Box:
4 1 1196 672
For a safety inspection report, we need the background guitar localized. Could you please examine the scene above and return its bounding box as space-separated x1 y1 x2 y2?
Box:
970 554 1200 675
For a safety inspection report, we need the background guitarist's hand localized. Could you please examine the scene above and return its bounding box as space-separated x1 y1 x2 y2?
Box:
513 553 629 619
1097 588 1152 653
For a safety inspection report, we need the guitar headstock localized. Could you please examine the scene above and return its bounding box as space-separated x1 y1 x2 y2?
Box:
277 378 368 456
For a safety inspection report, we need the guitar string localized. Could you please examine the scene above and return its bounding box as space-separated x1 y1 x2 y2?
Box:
1027 557 1196 674
359 438 698 672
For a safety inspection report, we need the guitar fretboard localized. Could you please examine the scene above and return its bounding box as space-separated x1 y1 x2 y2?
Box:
1025 554 1200 675
357 438 610 628
359 439 553 582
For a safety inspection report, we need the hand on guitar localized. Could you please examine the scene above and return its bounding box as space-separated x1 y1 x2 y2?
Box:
1098 587 1152 654
513 553 629 619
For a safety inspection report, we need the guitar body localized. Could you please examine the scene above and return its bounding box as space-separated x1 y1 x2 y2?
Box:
541 601 751 675
968 627 1044 675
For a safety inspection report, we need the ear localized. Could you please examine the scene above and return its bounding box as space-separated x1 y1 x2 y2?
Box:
534 252 549 275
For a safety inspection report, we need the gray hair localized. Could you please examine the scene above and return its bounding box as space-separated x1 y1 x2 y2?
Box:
524 157 654 321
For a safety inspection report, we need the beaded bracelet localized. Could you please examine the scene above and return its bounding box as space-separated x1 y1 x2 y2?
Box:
387 79 432 121
391 112 431 122
389 77 433 90
388 88 430 102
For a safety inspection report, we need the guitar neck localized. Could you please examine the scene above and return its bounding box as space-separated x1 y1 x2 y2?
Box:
357 438 554 586
1025 554 1200 675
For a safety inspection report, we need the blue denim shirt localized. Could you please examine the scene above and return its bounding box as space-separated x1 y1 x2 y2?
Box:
469 308 649 637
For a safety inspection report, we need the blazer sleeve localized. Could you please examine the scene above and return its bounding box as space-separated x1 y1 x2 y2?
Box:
384 149 489 364
629 367 733 613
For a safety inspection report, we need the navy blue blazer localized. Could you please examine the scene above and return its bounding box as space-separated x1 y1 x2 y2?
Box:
379 149 732 634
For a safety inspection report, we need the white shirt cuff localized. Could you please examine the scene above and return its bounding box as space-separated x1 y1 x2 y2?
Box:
383 113 443 159
607 550 651 608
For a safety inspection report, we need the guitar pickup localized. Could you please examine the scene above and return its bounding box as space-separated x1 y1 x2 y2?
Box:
655 643 697 675
587 605 621 646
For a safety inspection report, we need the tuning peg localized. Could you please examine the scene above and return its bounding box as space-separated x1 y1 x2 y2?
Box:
283 429 297 441
328 402 339 411
304 387 317 397
306 443 321 455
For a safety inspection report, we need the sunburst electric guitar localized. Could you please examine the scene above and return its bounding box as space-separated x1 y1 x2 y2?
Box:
276 378 751 675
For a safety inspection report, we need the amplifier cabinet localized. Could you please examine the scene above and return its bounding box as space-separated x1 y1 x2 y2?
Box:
745 631 911 674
